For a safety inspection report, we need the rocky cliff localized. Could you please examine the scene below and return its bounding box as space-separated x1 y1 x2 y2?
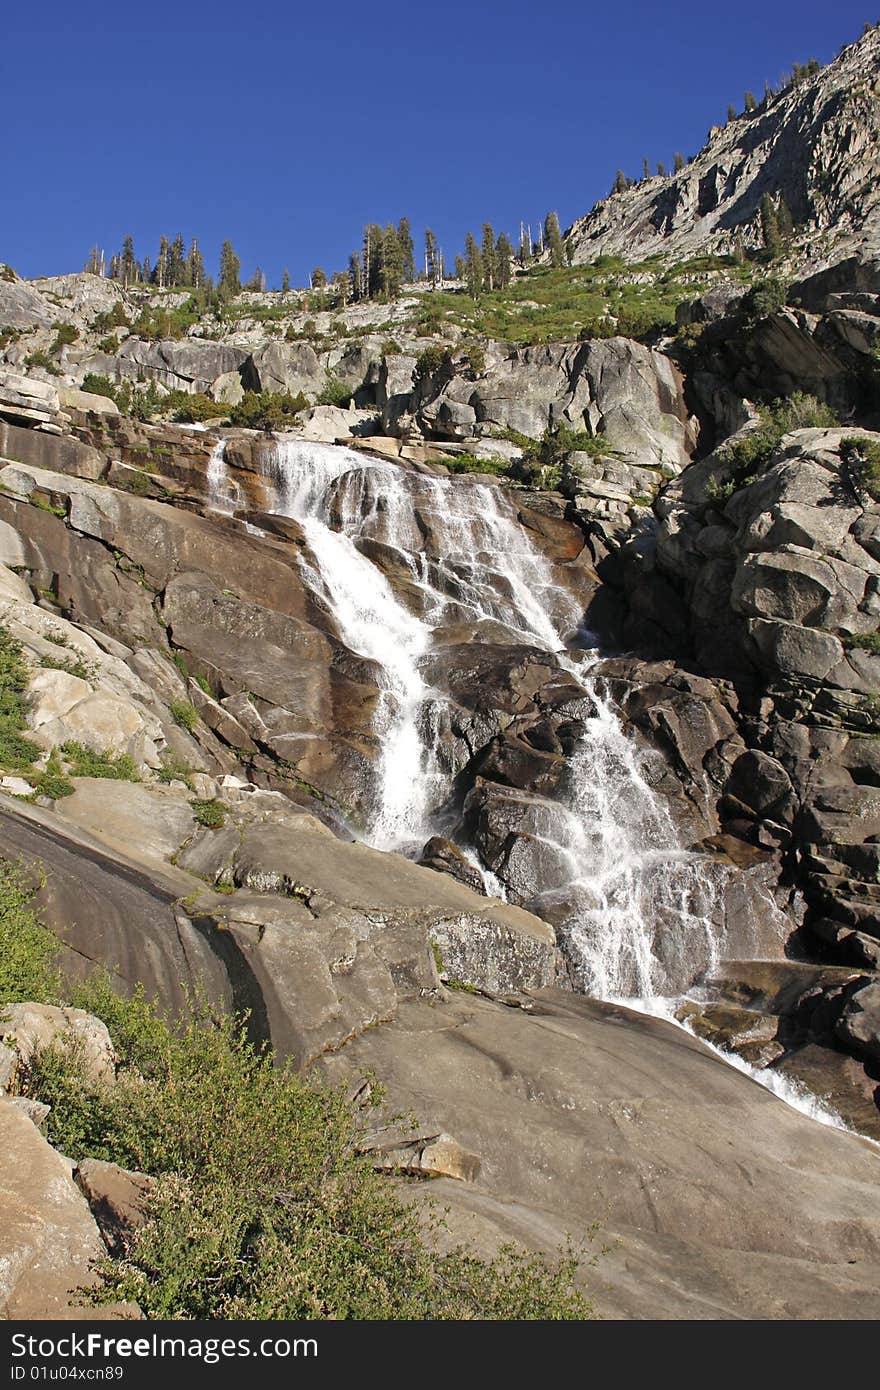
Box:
564 27 880 271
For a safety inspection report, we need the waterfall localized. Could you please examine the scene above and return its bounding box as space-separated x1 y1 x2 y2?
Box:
262 438 721 1001
206 439 240 513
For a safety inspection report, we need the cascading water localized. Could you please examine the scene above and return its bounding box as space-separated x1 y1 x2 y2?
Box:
206 440 240 514
262 437 720 998
249 436 865 1133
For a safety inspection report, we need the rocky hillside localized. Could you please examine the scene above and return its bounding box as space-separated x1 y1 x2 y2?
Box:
3 24 880 1324
564 27 880 272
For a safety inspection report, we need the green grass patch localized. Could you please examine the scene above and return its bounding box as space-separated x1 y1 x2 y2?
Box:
0 627 41 772
190 797 226 829
170 699 199 733
60 741 139 782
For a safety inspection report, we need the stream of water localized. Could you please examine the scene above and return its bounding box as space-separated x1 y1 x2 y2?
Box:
206 437 860 1135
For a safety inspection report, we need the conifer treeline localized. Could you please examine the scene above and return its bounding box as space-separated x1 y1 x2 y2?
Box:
84 211 569 305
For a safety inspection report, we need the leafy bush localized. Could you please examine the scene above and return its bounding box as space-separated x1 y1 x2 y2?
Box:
843 630 880 655
81 373 117 400
96 335 120 355
316 377 352 408
32 748 74 801
0 859 59 1004
170 699 199 733
0 626 40 772
228 391 309 431
412 346 454 388
50 321 79 354
442 453 508 476
840 436 880 502
60 741 139 782
713 393 839 502
2 862 595 1320
739 278 787 322
156 753 195 789
39 652 95 682
381 338 402 356
25 350 58 373
190 797 226 829
163 390 222 423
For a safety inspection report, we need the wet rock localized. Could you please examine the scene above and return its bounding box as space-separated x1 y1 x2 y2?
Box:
418 837 486 895
835 979 880 1064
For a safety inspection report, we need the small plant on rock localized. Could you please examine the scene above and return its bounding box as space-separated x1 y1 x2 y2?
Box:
190 797 226 829
170 699 199 733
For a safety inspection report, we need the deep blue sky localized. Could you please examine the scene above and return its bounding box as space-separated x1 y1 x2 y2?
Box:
4 1 871 288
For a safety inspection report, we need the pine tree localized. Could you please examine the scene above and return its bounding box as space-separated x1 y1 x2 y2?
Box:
464 232 482 300
495 232 513 290
187 238 204 289
764 79 773 103
142 256 151 283
120 235 137 287
613 169 627 194
642 157 651 179
311 267 327 290
219 241 241 296
331 270 350 307
363 224 383 297
454 254 465 281
777 197 794 240
727 104 736 121
424 228 439 287
397 217 415 284
732 234 746 265
281 268 291 293
544 212 564 269
380 226 403 300
760 193 781 258
84 245 101 275
169 233 186 286
657 161 666 178
481 224 496 290
348 253 363 302
156 236 169 288
674 152 685 172
744 90 757 112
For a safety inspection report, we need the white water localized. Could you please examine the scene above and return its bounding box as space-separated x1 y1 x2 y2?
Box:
255 439 860 1134
205 439 240 514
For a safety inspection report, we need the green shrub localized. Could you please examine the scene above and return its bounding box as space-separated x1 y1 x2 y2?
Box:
0 627 40 772
32 748 74 801
39 653 95 682
25 992 593 1321
843 630 880 655
715 393 839 501
840 436 880 502
156 753 195 789
60 741 139 782
228 391 309 431
81 373 117 400
96 335 120 355
316 376 352 408
166 391 223 424
2 863 595 1321
0 859 60 1004
412 346 454 388
190 797 226 829
170 699 199 733
442 453 508 476
50 321 79 354
739 278 787 322
461 343 486 376
381 338 402 356
25 350 58 373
